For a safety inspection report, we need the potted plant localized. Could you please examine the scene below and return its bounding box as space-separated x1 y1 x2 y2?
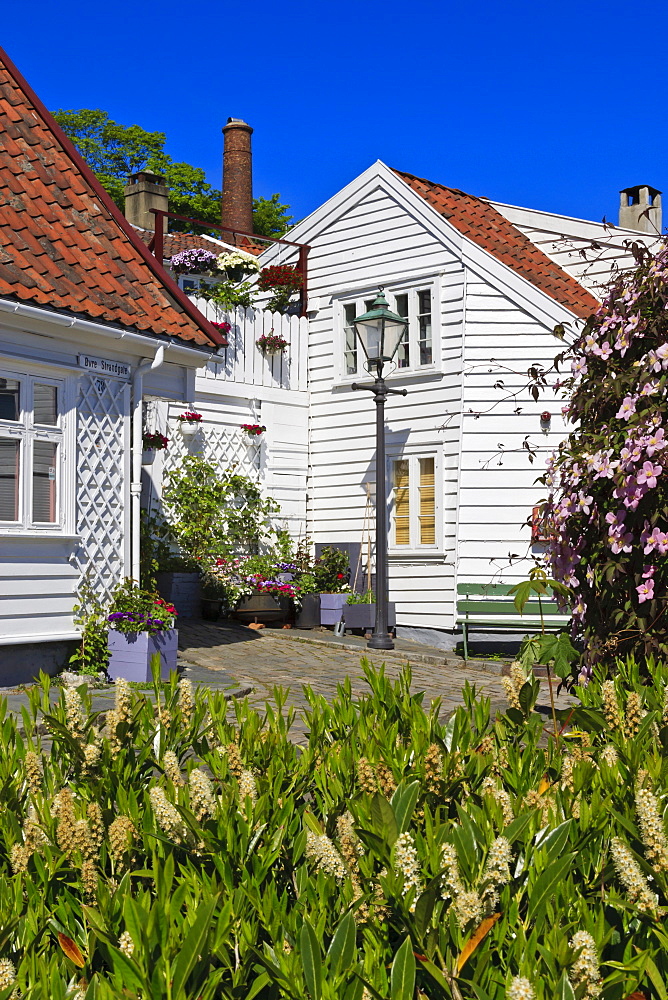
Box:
142 431 169 466
216 250 260 283
171 248 220 276
106 579 177 681
313 546 351 626
258 264 303 314
344 589 396 632
256 331 289 356
294 572 320 629
240 423 266 437
177 411 203 439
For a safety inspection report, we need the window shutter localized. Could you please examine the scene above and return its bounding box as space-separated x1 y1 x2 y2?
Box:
0 439 19 521
419 457 435 544
393 460 410 546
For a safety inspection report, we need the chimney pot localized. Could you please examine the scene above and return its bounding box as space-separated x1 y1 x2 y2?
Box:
619 184 662 234
123 171 169 232
221 118 254 241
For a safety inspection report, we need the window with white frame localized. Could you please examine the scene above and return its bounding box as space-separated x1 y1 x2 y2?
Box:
341 286 434 375
390 454 438 550
0 372 65 530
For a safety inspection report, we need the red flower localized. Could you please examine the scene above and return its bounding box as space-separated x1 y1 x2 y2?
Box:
337 573 345 579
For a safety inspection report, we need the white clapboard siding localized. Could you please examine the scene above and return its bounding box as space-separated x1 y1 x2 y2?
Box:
0 540 79 643
190 301 308 392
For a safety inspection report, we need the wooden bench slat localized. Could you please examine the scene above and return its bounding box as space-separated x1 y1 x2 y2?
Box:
457 599 562 616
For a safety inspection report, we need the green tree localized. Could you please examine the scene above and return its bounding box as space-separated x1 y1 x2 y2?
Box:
252 193 294 238
53 108 293 237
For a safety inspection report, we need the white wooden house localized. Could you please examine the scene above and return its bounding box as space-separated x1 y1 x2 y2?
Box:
0 48 222 681
254 162 660 636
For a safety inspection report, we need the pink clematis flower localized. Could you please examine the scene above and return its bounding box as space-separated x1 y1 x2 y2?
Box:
637 461 662 488
637 579 654 603
616 396 637 421
646 428 666 457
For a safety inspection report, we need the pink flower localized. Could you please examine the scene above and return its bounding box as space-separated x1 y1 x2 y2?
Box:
598 341 613 360
572 357 588 376
637 461 662 488
640 380 659 397
610 531 633 554
637 579 654 603
616 396 637 421
577 492 593 514
642 565 655 579
646 428 666 457
643 527 668 555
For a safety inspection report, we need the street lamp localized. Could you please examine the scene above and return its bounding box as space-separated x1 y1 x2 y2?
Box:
351 289 408 650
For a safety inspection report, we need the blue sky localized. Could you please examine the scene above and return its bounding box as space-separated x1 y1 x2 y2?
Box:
3 0 667 228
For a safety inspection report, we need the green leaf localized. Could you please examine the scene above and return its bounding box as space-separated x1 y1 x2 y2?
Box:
390 937 415 1000
171 896 218 996
527 855 574 922
392 780 421 833
327 911 356 978
518 681 536 715
510 581 533 614
245 972 272 1000
555 971 576 1000
370 792 399 846
413 879 439 940
645 955 668 1000
300 920 322 1000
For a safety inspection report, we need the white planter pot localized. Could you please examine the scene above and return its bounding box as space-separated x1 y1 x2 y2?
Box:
141 448 156 466
179 421 200 439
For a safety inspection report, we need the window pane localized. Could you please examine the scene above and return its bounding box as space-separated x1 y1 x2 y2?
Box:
0 438 19 521
33 441 58 523
395 294 410 368
344 303 357 375
393 459 410 546
0 378 20 421
34 383 58 425
419 457 435 544
418 289 432 365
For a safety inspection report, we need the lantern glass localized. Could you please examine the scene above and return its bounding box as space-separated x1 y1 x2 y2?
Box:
352 291 409 365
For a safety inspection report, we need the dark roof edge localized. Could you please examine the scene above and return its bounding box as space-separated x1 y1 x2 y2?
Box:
0 46 226 349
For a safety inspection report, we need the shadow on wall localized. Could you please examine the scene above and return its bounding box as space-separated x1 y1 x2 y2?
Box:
0 641 76 687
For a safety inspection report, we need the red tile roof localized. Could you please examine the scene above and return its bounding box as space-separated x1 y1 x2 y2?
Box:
394 169 598 319
136 230 265 260
0 48 225 348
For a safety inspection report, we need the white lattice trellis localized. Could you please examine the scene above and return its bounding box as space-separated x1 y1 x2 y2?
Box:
75 375 130 599
163 421 262 482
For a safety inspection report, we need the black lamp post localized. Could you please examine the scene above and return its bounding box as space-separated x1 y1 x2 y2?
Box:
351 289 408 650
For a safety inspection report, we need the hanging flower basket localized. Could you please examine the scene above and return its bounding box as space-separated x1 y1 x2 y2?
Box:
141 432 168 466
177 411 203 438
240 424 266 437
256 332 288 355
171 248 219 276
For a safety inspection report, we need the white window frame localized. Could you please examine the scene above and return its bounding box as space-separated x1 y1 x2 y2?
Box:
388 450 442 555
337 277 440 381
0 366 74 536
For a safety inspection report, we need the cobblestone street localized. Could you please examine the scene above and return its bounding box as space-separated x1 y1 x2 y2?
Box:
177 620 576 742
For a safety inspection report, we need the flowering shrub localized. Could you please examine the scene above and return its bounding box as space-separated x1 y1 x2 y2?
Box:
142 431 169 450
170 248 219 275
313 545 350 593
4 660 668 996
240 423 266 436
256 332 288 354
176 411 202 422
543 244 668 671
107 579 176 636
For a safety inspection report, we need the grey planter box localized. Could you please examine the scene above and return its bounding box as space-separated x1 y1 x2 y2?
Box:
343 602 396 630
156 572 201 618
320 593 348 625
108 628 178 682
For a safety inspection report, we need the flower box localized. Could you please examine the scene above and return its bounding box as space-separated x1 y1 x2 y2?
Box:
234 592 288 625
343 602 396 631
319 593 349 626
107 628 178 682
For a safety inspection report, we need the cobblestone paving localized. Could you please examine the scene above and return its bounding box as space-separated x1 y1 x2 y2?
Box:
178 620 576 743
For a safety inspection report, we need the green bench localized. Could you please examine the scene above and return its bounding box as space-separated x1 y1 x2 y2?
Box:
456 582 569 660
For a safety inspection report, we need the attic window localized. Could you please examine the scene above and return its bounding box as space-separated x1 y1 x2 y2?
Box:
340 285 436 377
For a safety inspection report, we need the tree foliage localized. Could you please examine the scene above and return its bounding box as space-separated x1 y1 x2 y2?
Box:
543 243 668 672
52 108 293 236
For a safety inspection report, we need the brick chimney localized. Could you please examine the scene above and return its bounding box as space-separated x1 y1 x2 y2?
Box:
221 118 253 241
619 184 662 234
123 171 169 232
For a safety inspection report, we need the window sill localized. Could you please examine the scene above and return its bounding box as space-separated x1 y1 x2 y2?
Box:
0 531 80 541
333 368 444 391
389 550 445 562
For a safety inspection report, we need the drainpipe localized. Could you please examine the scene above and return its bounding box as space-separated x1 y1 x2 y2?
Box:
131 346 165 583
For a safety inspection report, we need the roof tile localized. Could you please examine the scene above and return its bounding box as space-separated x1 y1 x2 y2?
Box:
394 169 598 318
0 48 225 347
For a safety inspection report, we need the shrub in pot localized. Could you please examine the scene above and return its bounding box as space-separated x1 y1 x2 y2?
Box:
343 589 396 631
312 546 350 625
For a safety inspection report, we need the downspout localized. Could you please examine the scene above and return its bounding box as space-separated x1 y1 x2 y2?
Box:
131 346 165 583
